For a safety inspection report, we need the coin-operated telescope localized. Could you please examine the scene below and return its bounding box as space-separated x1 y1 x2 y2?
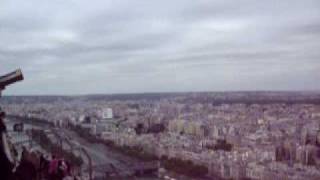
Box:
0 69 24 128
0 69 24 91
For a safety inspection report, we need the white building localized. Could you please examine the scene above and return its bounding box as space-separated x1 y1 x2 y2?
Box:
102 108 113 120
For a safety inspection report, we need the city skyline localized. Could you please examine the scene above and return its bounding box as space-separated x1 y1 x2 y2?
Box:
1 0 320 95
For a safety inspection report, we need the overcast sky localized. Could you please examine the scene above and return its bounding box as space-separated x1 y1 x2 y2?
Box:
1 0 319 95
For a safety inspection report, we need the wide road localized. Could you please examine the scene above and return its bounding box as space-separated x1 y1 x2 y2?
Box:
59 128 136 174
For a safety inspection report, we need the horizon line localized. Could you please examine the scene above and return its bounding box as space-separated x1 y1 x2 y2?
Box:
3 90 320 97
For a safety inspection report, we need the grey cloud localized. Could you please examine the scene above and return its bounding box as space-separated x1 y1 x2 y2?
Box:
0 0 319 95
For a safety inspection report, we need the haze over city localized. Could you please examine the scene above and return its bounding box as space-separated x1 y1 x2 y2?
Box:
1 0 319 95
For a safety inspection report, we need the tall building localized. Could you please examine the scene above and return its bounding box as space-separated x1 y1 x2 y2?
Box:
102 108 113 120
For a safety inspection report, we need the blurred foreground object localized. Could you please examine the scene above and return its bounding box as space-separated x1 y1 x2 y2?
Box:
0 69 24 180
0 69 24 90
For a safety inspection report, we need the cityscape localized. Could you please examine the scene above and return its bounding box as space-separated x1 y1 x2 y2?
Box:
1 92 320 179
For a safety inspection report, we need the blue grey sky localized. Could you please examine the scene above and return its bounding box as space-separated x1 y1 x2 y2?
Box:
1 0 320 95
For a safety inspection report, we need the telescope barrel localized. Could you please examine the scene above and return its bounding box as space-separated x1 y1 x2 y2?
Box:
0 69 24 90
